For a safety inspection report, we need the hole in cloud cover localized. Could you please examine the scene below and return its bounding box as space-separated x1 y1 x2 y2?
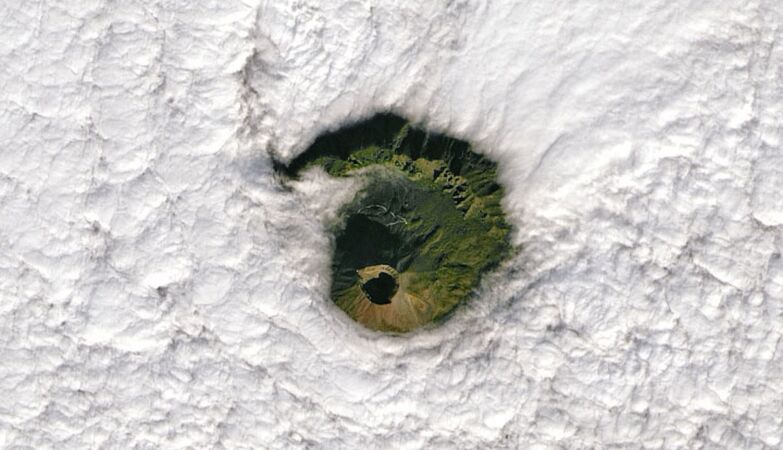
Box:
277 113 513 332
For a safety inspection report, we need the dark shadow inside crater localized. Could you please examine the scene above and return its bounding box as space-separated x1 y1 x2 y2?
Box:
362 272 397 305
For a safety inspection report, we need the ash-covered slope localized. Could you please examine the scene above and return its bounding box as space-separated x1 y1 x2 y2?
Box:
1 1 782 449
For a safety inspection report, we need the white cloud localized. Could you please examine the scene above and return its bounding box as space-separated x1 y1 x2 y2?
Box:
1 0 781 448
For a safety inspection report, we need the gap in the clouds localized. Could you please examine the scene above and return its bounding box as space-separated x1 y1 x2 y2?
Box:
275 113 512 332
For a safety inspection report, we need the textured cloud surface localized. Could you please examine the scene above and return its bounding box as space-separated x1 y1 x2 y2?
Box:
1 0 782 448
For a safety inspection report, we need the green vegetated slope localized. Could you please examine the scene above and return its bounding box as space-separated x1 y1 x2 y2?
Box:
283 114 511 332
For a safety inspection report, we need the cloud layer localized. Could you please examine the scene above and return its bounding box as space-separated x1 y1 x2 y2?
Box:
1 0 782 448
